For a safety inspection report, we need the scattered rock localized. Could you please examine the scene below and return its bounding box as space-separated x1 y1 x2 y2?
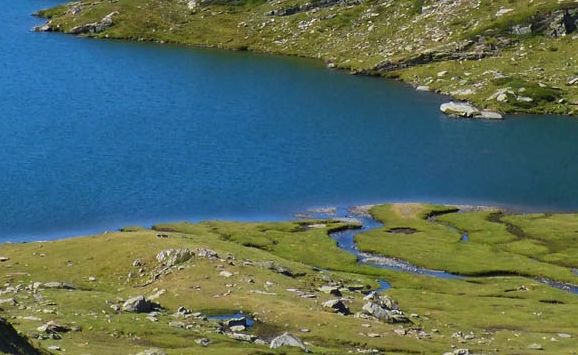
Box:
195 248 219 259
37 321 71 335
135 348 166 355
220 270 234 278
527 343 544 350
0 298 17 306
567 77 578 86
226 332 257 342
270 332 310 352
169 321 186 329
255 261 296 276
318 285 342 296
0 256 9 262
443 349 470 355
416 85 430 92
195 338 212 346
43 281 76 290
558 333 572 338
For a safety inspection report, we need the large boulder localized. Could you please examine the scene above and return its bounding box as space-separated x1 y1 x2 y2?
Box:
322 299 350 315
270 332 310 352
440 101 481 118
156 248 193 267
361 292 410 324
122 295 158 313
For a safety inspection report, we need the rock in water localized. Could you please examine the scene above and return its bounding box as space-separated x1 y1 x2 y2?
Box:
270 332 310 352
440 101 480 118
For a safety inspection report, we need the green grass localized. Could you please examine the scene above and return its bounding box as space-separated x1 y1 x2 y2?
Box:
5 205 578 353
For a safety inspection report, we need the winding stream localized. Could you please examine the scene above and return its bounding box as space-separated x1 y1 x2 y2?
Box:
309 207 578 295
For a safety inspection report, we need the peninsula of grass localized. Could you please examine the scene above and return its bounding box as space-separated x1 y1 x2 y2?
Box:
3 203 578 354
33 0 578 116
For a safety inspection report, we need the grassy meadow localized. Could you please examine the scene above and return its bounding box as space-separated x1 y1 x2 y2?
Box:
2 204 578 353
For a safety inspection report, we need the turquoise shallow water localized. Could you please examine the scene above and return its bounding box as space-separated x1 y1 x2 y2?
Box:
3 1 578 241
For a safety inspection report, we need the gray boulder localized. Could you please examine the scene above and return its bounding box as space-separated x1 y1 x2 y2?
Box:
322 299 350 315
156 248 193 267
270 332 310 352
67 11 119 35
122 295 158 313
440 102 481 118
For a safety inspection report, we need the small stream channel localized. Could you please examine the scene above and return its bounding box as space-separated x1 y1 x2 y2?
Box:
305 206 578 295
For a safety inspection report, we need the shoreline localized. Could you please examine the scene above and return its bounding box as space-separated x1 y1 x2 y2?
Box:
32 0 578 117
2 199 569 244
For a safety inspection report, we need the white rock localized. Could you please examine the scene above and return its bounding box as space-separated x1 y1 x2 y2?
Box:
416 85 430 92
495 8 513 16
440 102 480 118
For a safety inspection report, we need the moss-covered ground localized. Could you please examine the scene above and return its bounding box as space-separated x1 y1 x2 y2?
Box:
2 204 578 354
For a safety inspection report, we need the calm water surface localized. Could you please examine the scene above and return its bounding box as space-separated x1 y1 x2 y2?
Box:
3 0 578 241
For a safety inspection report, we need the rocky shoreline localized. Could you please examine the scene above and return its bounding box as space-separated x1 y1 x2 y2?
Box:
31 0 578 116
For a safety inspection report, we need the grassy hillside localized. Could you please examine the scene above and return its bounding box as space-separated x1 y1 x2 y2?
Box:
33 0 578 115
3 204 578 354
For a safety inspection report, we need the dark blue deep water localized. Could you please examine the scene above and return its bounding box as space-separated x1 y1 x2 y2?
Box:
3 0 578 241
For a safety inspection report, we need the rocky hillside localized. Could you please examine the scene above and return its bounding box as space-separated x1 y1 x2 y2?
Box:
30 0 578 113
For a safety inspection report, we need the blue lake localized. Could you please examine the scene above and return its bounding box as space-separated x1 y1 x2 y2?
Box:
3 0 578 241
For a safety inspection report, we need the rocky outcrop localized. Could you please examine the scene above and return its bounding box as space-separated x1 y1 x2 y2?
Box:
360 292 410 323
156 248 193 267
265 0 362 17
67 11 119 35
503 7 578 38
375 42 503 73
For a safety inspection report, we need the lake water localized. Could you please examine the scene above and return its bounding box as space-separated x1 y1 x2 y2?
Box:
3 0 578 241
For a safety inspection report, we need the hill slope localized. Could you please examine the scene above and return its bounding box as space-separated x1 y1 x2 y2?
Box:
34 0 578 114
